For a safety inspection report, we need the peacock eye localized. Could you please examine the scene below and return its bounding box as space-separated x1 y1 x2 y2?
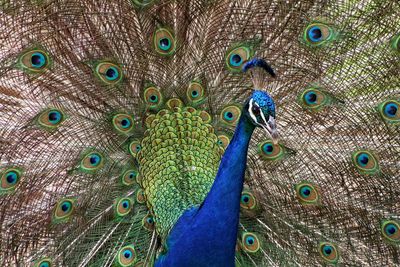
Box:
384 103 398 117
308 26 323 42
258 141 286 161
216 134 230 149
1 168 22 193
305 91 317 104
240 191 257 210
154 28 176 55
295 181 321 205
378 100 400 123
19 49 50 73
187 81 206 105
48 111 62 123
144 86 163 108
150 95 158 102
112 114 134 134
381 220 400 243
136 189 146 204
220 105 241 126
304 23 334 46
142 213 155 230
34 258 52 267
116 245 137 266
95 62 123 85
299 87 331 111
241 232 261 253
89 154 101 166
53 198 75 223
105 66 119 81
80 151 105 172
224 111 234 120
229 53 242 67
31 52 47 68
121 169 137 186
318 242 339 264
129 140 142 157
252 106 260 115
159 38 171 51
115 198 133 217
352 150 379 175
225 45 253 72
38 109 65 129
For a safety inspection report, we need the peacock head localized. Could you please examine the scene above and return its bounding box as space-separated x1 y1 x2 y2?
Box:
245 90 278 143
243 58 278 143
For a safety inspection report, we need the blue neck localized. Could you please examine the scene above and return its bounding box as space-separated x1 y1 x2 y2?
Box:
155 113 255 267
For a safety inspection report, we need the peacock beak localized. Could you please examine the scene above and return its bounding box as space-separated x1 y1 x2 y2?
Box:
260 116 279 144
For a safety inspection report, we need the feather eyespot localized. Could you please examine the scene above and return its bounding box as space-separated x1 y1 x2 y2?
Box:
116 245 137 267
378 100 399 123
318 242 339 264
351 150 379 175
1 167 22 194
381 220 400 243
295 182 321 205
226 45 252 72
187 82 206 105
258 140 285 161
30 52 46 68
129 140 142 157
38 109 65 129
217 135 230 149
154 28 176 55
199 110 212 123
80 151 105 172
220 105 241 126
241 232 260 253
224 112 234 120
230 54 242 67
112 114 134 134
304 23 334 46
115 198 133 217
95 62 123 85
53 198 75 223
136 189 146 204
240 191 257 210
121 169 137 186
144 86 163 108
299 88 328 110
142 214 155 231
19 49 50 73
166 98 184 110
33 258 52 267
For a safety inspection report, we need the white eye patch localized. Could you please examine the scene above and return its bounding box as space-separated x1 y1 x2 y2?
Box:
249 99 268 126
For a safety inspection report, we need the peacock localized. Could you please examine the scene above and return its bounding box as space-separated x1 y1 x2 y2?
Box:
0 0 399 266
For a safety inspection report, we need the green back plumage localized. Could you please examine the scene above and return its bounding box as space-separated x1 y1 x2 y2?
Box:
0 0 399 266
139 105 221 237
